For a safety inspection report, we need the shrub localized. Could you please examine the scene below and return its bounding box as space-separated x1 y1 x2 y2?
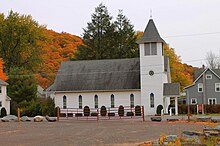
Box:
178 105 188 114
108 113 115 116
126 112 134 116
41 97 56 116
189 105 197 114
10 100 18 116
67 113 73 117
83 106 90 116
156 105 163 115
204 104 220 114
75 113 83 117
118 105 124 117
60 113 66 117
0 107 7 117
178 104 198 114
135 105 141 116
100 106 107 116
21 99 42 117
91 112 98 116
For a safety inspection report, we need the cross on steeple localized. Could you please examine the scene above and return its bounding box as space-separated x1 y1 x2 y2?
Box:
150 9 152 19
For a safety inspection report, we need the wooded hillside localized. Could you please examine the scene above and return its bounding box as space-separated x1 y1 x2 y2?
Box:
36 29 82 88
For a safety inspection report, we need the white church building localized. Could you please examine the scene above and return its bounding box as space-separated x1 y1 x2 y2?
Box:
49 19 180 115
0 79 10 115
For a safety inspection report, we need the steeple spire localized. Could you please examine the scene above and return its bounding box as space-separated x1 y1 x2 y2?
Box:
137 19 166 44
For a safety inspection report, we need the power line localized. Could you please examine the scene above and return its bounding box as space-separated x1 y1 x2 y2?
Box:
164 31 220 38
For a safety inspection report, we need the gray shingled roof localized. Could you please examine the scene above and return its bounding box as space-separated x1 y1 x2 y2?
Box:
0 79 8 86
51 58 140 91
137 19 166 44
193 69 204 80
193 69 220 81
163 83 180 96
51 57 178 96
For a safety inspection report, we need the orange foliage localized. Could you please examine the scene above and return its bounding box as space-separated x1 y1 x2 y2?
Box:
164 45 196 90
0 58 8 81
35 29 82 88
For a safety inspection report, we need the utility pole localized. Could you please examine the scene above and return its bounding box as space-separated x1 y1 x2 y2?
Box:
202 66 206 115
187 90 190 122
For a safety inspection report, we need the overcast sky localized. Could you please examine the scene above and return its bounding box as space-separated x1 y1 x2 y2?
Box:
1 0 220 67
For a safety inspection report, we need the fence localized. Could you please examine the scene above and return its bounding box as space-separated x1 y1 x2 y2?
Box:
59 105 145 121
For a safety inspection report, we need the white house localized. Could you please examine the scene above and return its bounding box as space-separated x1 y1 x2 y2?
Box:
0 79 10 115
49 18 180 115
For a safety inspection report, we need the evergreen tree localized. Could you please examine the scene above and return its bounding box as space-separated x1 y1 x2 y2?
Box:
75 3 115 60
7 68 37 107
114 10 138 58
75 4 139 60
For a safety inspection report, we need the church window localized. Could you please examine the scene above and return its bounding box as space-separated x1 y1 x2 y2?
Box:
150 93 154 108
0 86 1 93
111 94 114 108
79 95 82 109
63 95 67 109
130 94 134 108
144 43 157 56
94 95 98 108
0 101 2 107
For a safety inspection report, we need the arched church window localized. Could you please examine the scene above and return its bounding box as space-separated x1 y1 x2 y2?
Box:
150 93 154 108
79 95 82 109
130 94 134 108
111 94 114 108
94 95 98 108
63 95 67 109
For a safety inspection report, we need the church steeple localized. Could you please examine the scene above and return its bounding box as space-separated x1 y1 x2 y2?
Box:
137 19 166 44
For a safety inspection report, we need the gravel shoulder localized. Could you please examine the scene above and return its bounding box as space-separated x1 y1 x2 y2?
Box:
0 117 210 146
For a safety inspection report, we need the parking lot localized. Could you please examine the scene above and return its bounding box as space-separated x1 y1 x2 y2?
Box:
0 117 209 146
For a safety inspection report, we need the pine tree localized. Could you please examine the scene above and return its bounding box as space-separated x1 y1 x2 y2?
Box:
7 68 37 106
75 4 139 60
114 10 138 58
75 3 115 60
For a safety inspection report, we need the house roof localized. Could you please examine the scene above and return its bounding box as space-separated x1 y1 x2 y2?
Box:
194 68 220 80
137 19 166 44
0 79 8 86
185 68 220 89
163 83 180 96
51 58 140 92
50 57 177 96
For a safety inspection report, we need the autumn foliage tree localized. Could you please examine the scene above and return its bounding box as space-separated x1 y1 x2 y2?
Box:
164 44 196 90
0 58 7 81
0 10 45 73
36 29 82 88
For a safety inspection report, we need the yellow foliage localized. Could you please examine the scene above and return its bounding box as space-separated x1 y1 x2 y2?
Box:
164 44 197 91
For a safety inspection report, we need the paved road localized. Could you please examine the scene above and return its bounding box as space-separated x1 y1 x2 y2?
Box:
0 118 209 146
